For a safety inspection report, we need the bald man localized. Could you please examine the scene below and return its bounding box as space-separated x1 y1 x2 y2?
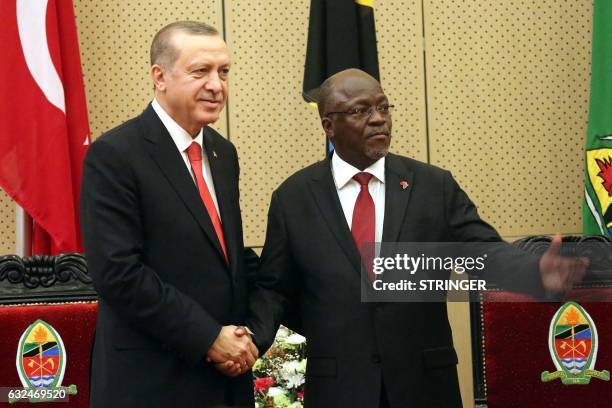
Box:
246 69 586 407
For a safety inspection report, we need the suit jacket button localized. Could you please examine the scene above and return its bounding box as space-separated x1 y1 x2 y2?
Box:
371 354 381 363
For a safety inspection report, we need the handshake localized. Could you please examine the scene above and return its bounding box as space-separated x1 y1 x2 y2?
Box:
206 325 259 377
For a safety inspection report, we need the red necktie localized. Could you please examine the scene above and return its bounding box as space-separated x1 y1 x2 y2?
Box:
186 142 228 262
352 172 375 281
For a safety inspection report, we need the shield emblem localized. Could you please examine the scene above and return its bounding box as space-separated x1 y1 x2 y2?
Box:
16 320 66 388
542 302 610 385
551 303 594 377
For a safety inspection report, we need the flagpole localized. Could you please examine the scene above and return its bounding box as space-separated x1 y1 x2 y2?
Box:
15 204 32 257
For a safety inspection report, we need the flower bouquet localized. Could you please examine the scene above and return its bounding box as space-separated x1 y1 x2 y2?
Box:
253 326 307 408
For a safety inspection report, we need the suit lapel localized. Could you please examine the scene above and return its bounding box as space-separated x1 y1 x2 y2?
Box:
308 159 361 273
139 106 227 265
202 129 238 273
382 153 415 243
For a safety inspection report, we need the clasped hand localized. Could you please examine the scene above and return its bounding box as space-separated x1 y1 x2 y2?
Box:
207 325 258 377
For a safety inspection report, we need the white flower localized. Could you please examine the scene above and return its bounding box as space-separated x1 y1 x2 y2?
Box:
284 333 306 345
275 326 291 340
281 360 305 388
282 360 301 372
286 373 305 388
267 387 287 397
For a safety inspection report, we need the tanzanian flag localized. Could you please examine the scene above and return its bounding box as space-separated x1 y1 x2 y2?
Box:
302 0 380 104
584 0 612 235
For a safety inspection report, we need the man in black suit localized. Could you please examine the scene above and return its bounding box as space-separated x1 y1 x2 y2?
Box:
246 69 586 407
81 21 257 407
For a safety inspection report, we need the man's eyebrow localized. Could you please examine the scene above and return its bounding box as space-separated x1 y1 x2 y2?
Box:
185 59 231 70
343 94 388 105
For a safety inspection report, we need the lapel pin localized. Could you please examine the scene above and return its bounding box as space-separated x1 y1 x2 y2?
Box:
400 180 409 190
213 150 218 158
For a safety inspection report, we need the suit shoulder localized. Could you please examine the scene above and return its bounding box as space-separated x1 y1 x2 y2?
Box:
274 160 326 194
388 153 452 179
91 115 142 153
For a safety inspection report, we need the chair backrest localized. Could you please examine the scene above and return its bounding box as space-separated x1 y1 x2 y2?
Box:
0 253 97 407
471 235 612 408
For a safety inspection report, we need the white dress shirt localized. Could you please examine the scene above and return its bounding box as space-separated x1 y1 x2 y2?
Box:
151 99 221 217
331 152 385 243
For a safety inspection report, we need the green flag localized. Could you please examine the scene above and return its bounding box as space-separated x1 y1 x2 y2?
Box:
584 0 612 235
302 0 379 103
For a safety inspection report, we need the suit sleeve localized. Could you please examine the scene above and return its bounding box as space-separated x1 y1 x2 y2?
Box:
247 191 300 352
244 247 260 288
442 171 545 295
234 141 261 288
81 139 221 364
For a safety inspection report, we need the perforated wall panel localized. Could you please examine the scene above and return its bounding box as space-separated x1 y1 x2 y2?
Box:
424 0 592 239
225 0 323 247
376 0 427 163
0 190 14 254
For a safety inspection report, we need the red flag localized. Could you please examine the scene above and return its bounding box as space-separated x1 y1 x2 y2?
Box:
0 0 90 254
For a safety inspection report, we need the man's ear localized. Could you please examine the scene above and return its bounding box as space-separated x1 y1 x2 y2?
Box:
322 117 334 139
151 64 167 92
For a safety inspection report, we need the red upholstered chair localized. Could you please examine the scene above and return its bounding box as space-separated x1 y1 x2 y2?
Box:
0 254 97 407
472 236 612 408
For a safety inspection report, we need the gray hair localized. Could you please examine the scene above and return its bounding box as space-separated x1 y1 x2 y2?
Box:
150 21 219 69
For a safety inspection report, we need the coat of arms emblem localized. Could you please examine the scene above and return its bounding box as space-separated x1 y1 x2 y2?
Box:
541 302 610 384
12 320 77 402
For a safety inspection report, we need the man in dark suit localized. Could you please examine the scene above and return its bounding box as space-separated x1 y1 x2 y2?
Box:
246 69 587 407
81 21 258 407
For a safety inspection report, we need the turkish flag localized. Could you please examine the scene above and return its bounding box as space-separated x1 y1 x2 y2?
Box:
0 0 90 254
